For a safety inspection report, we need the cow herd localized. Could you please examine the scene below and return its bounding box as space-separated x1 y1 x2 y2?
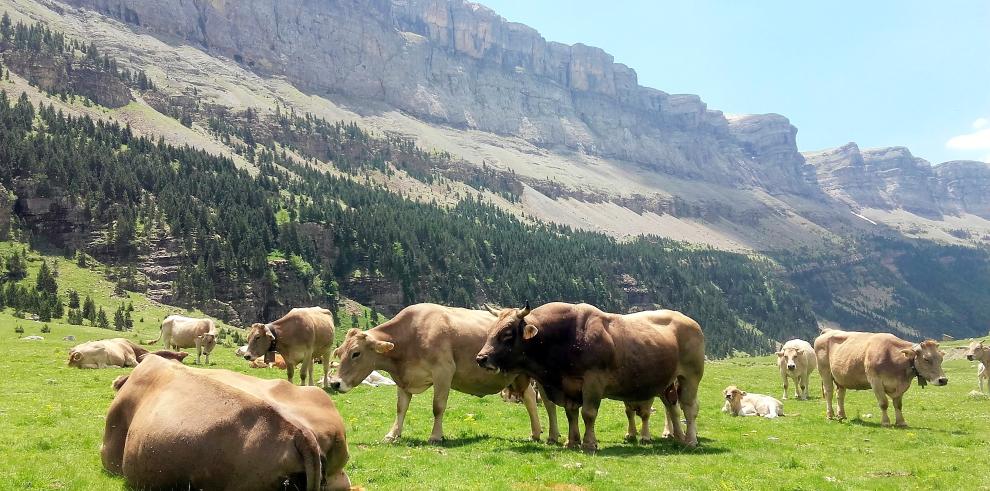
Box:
64 300 985 490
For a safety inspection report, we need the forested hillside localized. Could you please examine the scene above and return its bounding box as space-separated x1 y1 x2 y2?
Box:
0 16 827 357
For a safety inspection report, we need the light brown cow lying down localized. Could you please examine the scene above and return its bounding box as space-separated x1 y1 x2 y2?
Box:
244 307 335 386
250 353 287 369
815 329 947 427
722 385 784 418
103 354 350 491
964 340 990 393
144 315 218 364
329 303 544 444
68 338 148 368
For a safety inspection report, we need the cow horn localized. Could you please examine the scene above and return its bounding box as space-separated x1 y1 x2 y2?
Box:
517 300 530 319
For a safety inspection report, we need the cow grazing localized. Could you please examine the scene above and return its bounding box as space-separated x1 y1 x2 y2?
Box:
244 307 335 386
328 303 544 444
776 339 816 400
722 385 784 418
68 338 148 368
103 355 349 490
476 302 705 452
815 330 947 427
144 315 218 364
964 340 990 393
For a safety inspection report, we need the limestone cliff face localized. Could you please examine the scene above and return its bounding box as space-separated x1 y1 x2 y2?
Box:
59 0 813 194
806 143 990 219
934 161 990 218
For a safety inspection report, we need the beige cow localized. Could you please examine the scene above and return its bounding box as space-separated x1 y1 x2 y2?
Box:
144 315 218 364
776 339 817 400
328 303 544 444
964 340 990 393
722 385 784 418
68 338 148 368
103 355 350 490
244 307 335 386
815 330 947 427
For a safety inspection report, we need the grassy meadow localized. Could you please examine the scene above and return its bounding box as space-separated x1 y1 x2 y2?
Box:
1 244 989 490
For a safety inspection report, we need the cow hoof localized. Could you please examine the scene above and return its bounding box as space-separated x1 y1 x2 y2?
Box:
428 437 444 445
895 422 908 428
624 434 637 443
682 439 698 448
546 436 561 446
382 435 400 443
581 445 598 455
565 440 581 450
531 435 542 442
639 437 653 445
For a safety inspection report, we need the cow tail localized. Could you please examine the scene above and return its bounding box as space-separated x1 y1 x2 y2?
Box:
143 327 163 345
293 427 324 491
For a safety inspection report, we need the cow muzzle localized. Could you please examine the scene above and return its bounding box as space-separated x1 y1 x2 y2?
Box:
243 355 253 361
936 377 948 386
328 378 350 393
967 355 974 361
787 364 796 370
475 355 500 373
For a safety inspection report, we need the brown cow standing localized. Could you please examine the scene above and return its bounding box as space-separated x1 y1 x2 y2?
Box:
476 302 705 452
102 355 350 491
244 307 335 386
815 329 948 427
329 303 544 444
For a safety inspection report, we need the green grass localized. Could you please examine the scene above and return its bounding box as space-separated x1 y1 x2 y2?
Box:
2 244 989 490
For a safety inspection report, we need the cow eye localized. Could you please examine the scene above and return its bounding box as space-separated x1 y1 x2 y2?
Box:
351 351 361 359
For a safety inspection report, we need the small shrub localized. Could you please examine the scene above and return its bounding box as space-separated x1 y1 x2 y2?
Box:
40 324 51 334
14 325 24 334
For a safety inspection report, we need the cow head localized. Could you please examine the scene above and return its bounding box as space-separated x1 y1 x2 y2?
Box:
723 385 745 415
901 340 948 386
197 332 217 355
67 351 82 368
776 347 801 371
243 323 275 360
476 302 535 373
964 340 988 362
327 329 394 393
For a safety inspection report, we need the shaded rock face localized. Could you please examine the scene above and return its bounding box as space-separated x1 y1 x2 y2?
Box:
805 143 942 218
2 50 131 108
61 0 813 195
934 161 990 218
807 144 990 219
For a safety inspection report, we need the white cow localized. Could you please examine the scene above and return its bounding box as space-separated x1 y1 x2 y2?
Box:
722 385 784 418
776 339 817 400
145 315 217 364
964 340 990 393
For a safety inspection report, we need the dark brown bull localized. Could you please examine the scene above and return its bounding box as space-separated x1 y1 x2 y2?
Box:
476 302 705 452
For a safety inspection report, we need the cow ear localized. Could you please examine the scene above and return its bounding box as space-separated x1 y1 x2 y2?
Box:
740 391 747 396
374 341 395 354
346 328 360 337
900 348 916 359
775 351 784 357
71 352 82 361
112 375 129 392
939 350 945 356
523 324 539 340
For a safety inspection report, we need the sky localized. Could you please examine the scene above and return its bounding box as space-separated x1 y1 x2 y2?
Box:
479 1 990 164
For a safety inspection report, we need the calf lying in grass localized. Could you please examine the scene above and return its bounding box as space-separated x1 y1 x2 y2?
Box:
722 385 784 418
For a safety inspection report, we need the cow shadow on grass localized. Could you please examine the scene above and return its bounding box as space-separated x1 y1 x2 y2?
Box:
391 435 490 448
505 436 728 457
844 418 943 433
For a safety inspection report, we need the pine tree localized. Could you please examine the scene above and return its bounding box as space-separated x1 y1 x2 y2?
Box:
67 290 80 309
113 306 126 331
36 260 57 294
82 295 96 323
96 307 109 329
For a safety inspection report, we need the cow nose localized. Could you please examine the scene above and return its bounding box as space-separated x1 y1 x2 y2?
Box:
967 355 974 361
787 364 796 370
476 355 488 367
329 381 341 391
937 377 948 386
243 355 253 361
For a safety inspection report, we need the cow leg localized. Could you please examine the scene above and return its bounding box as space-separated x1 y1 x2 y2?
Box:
835 386 847 420
781 372 789 400
637 399 654 443
678 376 700 447
799 373 809 400
384 387 413 442
540 386 560 445
892 394 907 427
428 379 451 444
821 371 836 419
564 406 581 450
514 379 542 442
623 403 638 442
579 397 600 453
872 383 890 426
194 338 202 365
286 363 296 384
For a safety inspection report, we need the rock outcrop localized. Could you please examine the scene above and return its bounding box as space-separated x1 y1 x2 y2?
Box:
806 144 990 219
2 50 132 108
59 0 813 194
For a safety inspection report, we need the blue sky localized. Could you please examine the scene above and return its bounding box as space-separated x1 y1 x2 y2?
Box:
480 1 990 164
